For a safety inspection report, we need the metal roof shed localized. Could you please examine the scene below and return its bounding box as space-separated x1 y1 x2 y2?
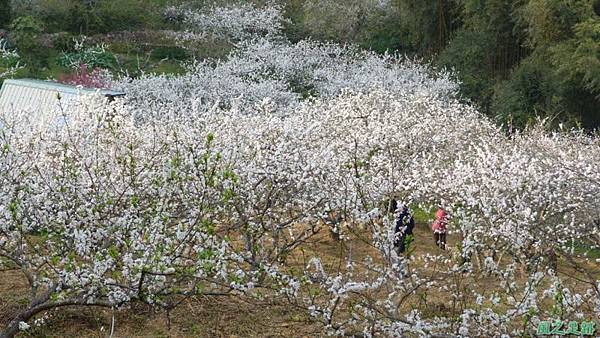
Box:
0 79 125 116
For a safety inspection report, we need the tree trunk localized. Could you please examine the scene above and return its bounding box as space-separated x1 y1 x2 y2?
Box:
1 300 112 338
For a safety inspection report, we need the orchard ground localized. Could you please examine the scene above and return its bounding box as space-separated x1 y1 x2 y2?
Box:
1 3 599 337
2 220 598 337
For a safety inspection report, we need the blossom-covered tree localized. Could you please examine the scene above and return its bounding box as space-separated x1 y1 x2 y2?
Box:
164 2 288 45
1 3 599 337
0 98 255 337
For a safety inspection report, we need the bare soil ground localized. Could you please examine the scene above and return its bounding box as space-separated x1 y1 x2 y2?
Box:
0 271 320 337
1 223 598 337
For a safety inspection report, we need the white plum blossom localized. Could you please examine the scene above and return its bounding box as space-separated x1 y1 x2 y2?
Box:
164 2 288 43
1 3 599 338
0 40 23 79
17 322 29 331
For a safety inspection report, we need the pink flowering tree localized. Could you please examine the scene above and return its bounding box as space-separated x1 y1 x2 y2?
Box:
58 63 112 89
57 38 116 89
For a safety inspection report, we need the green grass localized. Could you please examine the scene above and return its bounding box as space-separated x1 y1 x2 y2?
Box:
3 29 237 85
2 45 188 85
113 52 187 76
571 241 600 259
5 50 71 80
150 61 187 75
411 205 436 224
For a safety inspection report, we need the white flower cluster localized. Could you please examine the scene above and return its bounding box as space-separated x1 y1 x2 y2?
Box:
164 2 288 42
1 3 599 337
0 39 23 79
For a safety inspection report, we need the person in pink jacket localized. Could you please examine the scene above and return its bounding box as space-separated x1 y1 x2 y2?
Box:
432 208 448 250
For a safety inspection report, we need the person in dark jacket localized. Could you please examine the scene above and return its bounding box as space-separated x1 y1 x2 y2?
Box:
394 204 415 254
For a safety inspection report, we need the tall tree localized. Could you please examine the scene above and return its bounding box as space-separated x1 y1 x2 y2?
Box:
392 0 462 55
0 0 12 29
498 0 600 128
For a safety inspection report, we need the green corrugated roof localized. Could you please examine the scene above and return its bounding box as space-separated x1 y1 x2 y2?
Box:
0 79 125 97
0 78 125 116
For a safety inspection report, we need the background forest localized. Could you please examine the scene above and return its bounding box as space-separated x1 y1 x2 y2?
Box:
0 0 598 129
1 1 600 337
